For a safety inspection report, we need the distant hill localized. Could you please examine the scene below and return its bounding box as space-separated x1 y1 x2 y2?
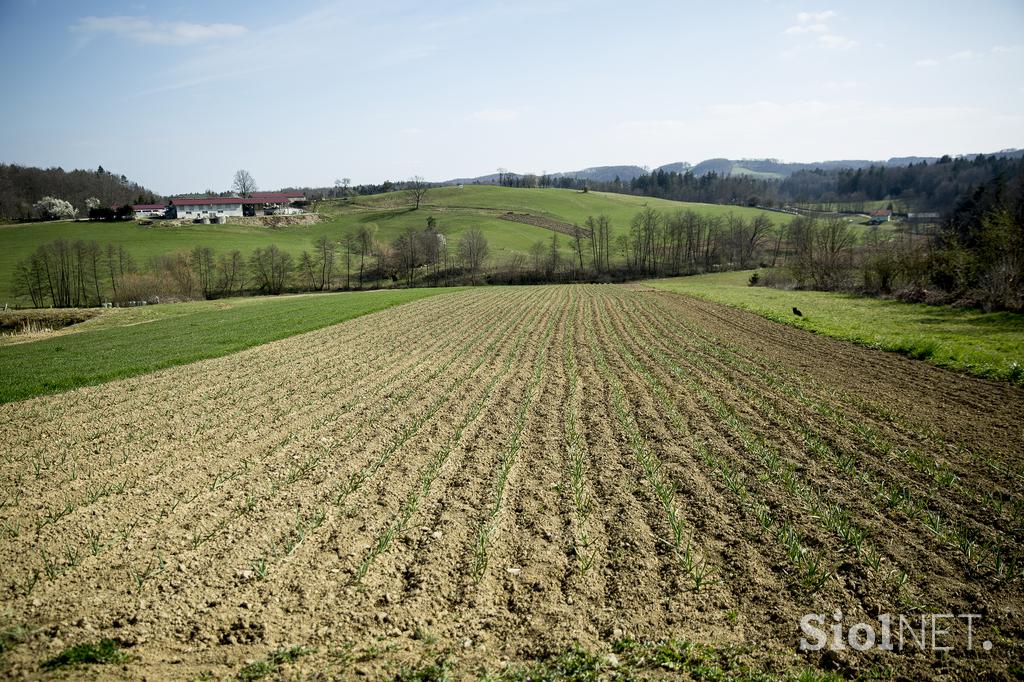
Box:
446 165 648 185
549 165 648 183
654 162 693 174
441 149 1022 185
688 158 735 177
680 150 1024 178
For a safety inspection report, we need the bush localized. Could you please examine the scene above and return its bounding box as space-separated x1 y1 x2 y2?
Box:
758 268 797 290
747 271 760 286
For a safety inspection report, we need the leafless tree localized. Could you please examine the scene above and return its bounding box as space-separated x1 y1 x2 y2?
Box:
357 224 377 288
190 246 216 298
233 169 257 197
314 235 337 289
458 228 489 283
408 176 430 209
249 244 293 294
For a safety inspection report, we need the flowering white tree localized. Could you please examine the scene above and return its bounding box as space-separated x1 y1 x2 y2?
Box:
32 196 77 220
85 197 101 210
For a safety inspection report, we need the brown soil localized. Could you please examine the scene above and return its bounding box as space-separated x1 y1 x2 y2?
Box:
499 212 590 238
1 286 1021 679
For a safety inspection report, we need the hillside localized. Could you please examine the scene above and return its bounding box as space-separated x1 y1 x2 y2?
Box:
442 149 1024 185
0 186 792 303
0 164 161 221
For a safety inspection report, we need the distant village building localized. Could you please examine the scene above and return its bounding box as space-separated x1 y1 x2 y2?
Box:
868 209 892 224
132 204 167 219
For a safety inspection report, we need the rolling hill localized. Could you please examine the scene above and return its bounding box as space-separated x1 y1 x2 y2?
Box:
442 149 1024 185
0 186 793 303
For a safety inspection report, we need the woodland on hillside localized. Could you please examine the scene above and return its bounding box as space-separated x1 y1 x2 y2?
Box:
0 164 160 221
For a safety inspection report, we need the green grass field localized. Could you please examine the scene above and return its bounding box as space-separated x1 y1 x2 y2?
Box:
0 186 792 303
0 287 455 403
649 271 1024 383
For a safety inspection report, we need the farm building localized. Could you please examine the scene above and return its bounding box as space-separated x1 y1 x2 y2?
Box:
170 197 245 220
131 204 167 219
168 192 305 220
250 191 305 204
868 209 893 224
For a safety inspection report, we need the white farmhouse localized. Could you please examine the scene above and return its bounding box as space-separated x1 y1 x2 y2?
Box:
169 192 305 220
170 197 244 220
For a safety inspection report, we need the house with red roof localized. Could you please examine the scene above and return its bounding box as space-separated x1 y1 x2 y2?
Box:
168 192 305 220
868 209 892 225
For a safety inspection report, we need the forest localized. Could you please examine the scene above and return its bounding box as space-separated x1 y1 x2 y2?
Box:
0 164 161 221
482 153 1024 215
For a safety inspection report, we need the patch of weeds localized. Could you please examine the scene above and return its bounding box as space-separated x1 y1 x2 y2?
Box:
237 646 312 681
394 656 451 681
237 660 276 681
357 642 398 662
496 647 605 681
412 627 439 646
901 339 938 361
328 641 355 667
41 639 130 670
0 625 28 655
611 639 845 681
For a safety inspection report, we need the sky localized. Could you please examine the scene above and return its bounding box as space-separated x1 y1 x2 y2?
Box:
0 0 1022 194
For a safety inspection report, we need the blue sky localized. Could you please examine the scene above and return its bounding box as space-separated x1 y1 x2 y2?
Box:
0 0 1021 194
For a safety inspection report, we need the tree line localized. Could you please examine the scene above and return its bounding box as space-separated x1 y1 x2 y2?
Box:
9 225 492 306
0 164 160 221
745 160 1024 311
476 153 1024 216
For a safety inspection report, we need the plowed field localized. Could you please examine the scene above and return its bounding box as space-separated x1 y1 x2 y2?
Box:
2 285 1022 679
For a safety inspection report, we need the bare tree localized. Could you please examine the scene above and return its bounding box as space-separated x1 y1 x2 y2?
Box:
314 235 337 289
357 224 377 289
233 169 257 197
408 176 430 209
458 228 489 283
249 244 292 294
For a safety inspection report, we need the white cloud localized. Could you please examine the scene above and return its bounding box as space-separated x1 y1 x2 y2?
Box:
783 10 856 51
915 49 980 68
466 109 521 123
796 10 836 24
784 22 828 35
992 45 1021 53
785 10 836 35
71 15 247 46
823 80 859 90
817 34 858 50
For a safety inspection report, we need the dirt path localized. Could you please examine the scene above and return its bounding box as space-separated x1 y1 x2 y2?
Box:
1 285 1021 679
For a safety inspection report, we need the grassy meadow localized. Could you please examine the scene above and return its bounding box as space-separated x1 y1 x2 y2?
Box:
0 287 455 403
649 270 1024 383
0 186 792 302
